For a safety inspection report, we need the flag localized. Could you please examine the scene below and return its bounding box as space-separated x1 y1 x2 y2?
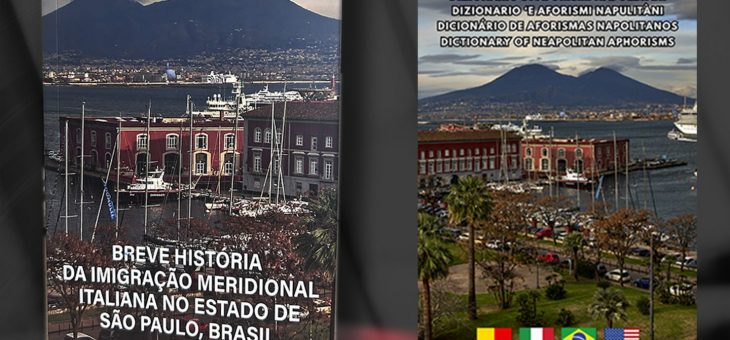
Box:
477 328 512 340
103 180 117 221
519 328 554 340
561 328 596 340
604 328 640 340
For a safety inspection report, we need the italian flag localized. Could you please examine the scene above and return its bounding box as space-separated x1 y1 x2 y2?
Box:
519 328 554 340
477 328 512 340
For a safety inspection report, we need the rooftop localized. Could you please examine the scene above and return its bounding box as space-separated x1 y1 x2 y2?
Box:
244 101 339 121
418 129 520 143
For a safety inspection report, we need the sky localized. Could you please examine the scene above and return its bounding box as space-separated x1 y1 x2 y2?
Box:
418 0 697 99
42 0 341 18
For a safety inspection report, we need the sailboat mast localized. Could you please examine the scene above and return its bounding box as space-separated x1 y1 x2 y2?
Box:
188 95 193 229
177 119 183 240
64 119 69 236
144 102 151 235
79 102 85 240
625 142 629 209
268 103 275 202
575 132 580 208
613 131 618 211
115 117 120 238
229 80 241 215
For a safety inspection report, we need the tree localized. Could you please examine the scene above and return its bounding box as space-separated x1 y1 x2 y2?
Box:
594 209 648 286
534 196 569 245
562 232 585 281
295 188 338 275
445 176 492 320
418 213 454 340
588 287 629 328
665 214 697 272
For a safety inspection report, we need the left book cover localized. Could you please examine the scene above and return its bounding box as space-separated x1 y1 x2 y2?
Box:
42 1 340 339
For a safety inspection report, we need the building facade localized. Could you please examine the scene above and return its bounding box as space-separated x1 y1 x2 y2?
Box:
521 137 630 178
417 129 523 186
59 116 245 189
243 101 339 197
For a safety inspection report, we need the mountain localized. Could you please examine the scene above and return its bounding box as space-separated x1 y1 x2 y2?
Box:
419 64 687 112
42 0 339 59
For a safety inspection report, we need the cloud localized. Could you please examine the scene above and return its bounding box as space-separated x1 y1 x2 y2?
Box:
677 57 697 64
580 56 696 73
419 54 480 63
668 0 697 20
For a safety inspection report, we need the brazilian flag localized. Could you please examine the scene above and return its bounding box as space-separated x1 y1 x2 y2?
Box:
561 328 596 340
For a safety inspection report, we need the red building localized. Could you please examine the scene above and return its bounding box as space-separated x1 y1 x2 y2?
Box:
59 116 245 188
521 137 630 178
417 129 522 186
243 101 339 197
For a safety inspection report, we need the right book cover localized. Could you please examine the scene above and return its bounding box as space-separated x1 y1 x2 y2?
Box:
417 1 697 339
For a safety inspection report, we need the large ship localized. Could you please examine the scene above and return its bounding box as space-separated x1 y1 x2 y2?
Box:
202 72 239 84
246 85 303 106
668 102 697 142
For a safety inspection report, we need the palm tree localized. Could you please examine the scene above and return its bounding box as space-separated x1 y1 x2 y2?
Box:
562 232 585 281
588 288 629 328
445 176 491 320
294 188 338 274
418 213 453 340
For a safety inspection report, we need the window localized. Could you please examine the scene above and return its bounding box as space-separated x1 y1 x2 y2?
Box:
511 144 517 153
428 161 434 174
526 148 532 157
135 153 148 176
105 133 112 150
428 150 434 158
575 148 583 158
541 148 548 157
489 147 495 155
105 153 112 169
325 136 333 148
273 157 280 174
541 158 550 171
445 150 450 157
76 128 81 144
253 153 262 173
275 132 282 145
489 158 495 169
511 155 518 169
309 158 318 175
224 134 235 149
420 151 425 160
324 159 333 180
195 153 208 175
525 158 533 171
419 162 426 175
475 148 480 155
295 135 304 146
437 150 442 158
436 160 443 173
459 149 464 156
195 134 208 149
254 128 262 143
596 147 602 158
90 131 97 147
311 137 318 151
166 134 179 150
264 129 272 144
295 157 304 174
222 153 235 175
558 148 566 158
474 159 480 172
137 134 148 150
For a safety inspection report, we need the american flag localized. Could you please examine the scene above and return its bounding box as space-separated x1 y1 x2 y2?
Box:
604 328 640 340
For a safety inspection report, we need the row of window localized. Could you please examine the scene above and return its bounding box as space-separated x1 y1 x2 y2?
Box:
135 133 237 151
419 144 518 160
524 158 586 172
253 128 334 151
75 129 114 150
418 156 519 175
526 147 584 158
252 154 335 180
134 152 239 176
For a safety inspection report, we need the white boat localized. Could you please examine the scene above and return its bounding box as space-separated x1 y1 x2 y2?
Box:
672 102 697 141
202 71 239 84
125 168 178 200
246 85 303 106
194 82 250 118
556 168 594 186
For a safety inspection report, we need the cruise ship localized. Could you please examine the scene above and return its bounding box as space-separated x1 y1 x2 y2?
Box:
246 85 303 106
668 102 697 142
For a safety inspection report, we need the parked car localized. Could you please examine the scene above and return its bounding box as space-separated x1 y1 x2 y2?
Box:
535 228 553 239
676 256 696 267
537 252 560 264
605 269 632 283
65 333 96 340
684 258 698 269
669 283 695 297
633 277 651 289
630 247 651 257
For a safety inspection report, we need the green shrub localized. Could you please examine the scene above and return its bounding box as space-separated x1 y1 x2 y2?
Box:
556 308 576 327
515 291 544 327
545 283 567 300
576 260 596 279
636 296 650 315
597 280 611 289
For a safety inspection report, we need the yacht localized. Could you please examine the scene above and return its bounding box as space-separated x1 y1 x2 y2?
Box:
125 168 178 200
194 81 250 119
556 168 594 186
673 102 697 141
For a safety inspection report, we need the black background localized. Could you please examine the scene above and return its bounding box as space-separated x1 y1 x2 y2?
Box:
1 0 727 339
